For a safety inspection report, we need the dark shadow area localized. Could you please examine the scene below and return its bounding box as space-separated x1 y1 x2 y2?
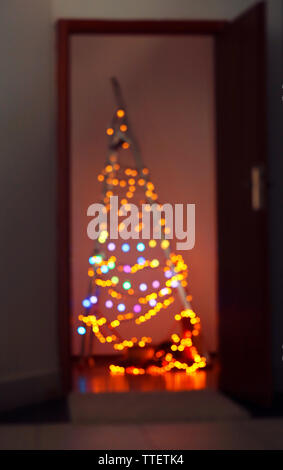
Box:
0 399 70 424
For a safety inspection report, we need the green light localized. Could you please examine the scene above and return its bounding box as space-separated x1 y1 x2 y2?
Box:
123 281 131 290
111 276 119 284
108 261 116 269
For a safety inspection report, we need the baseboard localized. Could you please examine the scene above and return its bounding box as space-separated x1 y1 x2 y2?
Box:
0 370 62 413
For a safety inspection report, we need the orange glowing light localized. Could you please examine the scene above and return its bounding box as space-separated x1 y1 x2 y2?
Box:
117 109 125 118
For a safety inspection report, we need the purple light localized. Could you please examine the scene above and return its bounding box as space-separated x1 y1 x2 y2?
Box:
171 280 179 288
107 242 116 251
149 299 157 307
133 304 142 313
105 300 113 308
164 270 173 279
137 256 146 265
90 295 98 304
123 264 131 273
152 280 160 289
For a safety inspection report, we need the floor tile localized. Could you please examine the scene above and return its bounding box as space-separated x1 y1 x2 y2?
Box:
37 424 152 450
69 389 249 424
0 425 36 450
1 419 282 450
242 419 283 450
142 421 265 450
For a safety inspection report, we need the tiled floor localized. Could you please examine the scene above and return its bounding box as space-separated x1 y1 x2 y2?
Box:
69 389 249 424
0 419 282 450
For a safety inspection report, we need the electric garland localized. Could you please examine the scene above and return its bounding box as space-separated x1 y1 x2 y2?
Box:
76 78 206 376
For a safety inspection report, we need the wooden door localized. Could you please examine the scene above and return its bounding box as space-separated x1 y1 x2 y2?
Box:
215 2 272 405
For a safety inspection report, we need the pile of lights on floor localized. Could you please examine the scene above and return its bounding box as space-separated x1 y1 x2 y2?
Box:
76 98 206 376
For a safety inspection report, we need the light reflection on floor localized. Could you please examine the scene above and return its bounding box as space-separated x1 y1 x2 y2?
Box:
73 358 218 393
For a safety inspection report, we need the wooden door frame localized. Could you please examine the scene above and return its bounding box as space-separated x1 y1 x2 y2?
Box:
56 19 227 393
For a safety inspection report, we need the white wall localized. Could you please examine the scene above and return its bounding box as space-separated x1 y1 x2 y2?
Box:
51 0 256 20
0 0 282 410
0 0 59 410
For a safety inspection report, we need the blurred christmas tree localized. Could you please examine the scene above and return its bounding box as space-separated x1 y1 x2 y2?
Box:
77 78 206 376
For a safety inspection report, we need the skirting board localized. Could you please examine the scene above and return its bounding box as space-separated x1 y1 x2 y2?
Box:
0 371 62 413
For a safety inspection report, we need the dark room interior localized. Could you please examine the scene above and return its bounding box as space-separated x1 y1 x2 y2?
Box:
0 0 283 452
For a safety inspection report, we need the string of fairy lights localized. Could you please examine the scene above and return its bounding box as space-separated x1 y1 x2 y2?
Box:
76 87 206 376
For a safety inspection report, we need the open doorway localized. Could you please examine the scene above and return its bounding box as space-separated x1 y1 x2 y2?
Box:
70 33 218 393
58 3 271 409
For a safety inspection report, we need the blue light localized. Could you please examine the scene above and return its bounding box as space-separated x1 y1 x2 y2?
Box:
139 283 147 292
136 242 145 252
122 243 130 253
77 326 86 335
78 376 87 393
90 295 98 304
117 303 126 312
82 299 91 308
160 288 169 296
89 254 103 265
101 265 109 274
137 256 146 265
